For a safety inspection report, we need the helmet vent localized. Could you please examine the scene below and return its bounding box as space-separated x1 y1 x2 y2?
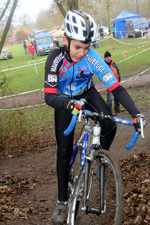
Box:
91 23 94 28
66 23 71 33
83 30 87 38
81 21 85 27
90 31 94 38
74 26 78 34
72 16 77 24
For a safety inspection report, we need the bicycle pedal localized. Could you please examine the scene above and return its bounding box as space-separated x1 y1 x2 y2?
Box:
85 206 101 215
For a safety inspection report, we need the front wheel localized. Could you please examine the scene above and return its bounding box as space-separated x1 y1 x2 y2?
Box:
68 150 124 225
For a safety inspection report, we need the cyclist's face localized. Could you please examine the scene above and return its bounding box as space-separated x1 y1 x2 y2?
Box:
63 36 90 62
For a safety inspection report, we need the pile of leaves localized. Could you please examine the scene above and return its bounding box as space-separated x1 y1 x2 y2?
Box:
0 176 38 221
120 152 150 224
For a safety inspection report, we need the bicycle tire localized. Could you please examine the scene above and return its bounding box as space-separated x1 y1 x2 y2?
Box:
68 149 124 225
68 131 92 210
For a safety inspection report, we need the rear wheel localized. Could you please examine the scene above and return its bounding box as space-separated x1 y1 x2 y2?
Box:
68 150 124 225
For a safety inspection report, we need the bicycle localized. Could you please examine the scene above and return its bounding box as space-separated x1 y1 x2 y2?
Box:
64 103 145 225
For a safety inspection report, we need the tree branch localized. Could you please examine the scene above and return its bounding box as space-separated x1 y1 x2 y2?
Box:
0 0 11 21
54 0 66 17
0 0 18 54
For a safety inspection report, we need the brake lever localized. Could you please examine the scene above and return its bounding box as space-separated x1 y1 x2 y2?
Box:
78 98 86 122
140 117 144 138
78 110 82 122
137 114 145 138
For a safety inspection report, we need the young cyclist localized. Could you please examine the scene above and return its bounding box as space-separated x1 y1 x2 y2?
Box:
44 10 144 224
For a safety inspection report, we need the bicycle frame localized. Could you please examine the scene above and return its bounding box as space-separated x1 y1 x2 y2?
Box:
69 115 103 212
69 117 92 170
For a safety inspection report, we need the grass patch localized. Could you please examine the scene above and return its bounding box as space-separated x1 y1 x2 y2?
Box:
0 43 47 96
127 86 150 109
0 104 55 154
0 38 150 96
96 38 150 77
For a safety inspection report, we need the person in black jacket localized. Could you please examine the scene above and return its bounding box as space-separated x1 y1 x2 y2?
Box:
104 51 123 114
23 40 28 54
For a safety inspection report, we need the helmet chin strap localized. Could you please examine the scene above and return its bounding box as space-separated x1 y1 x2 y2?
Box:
64 38 72 62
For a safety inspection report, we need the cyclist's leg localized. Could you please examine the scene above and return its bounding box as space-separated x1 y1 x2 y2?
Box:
55 108 74 202
106 89 113 113
53 109 75 223
79 86 117 150
114 96 120 112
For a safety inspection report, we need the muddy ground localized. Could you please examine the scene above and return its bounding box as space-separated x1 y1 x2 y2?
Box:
0 73 150 225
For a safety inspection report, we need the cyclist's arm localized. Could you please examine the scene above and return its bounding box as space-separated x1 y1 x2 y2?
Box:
44 48 70 109
45 93 69 110
86 49 140 117
86 48 120 90
111 85 140 117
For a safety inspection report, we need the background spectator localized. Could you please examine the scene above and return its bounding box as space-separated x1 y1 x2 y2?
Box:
28 42 35 59
104 51 124 114
23 40 28 54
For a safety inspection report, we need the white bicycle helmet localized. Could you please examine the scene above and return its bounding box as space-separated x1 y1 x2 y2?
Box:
64 10 98 42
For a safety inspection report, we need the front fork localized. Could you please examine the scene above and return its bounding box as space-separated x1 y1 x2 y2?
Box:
82 156 106 214
100 161 106 213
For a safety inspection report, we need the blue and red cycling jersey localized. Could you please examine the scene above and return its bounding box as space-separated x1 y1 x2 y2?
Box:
44 46 119 98
44 45 139 117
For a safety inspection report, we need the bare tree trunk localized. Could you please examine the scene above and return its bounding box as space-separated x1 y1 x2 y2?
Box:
54 0 79 18
67 0 71 9
0 0 18 54
0 0 11 21
125 0 129 11
148 0 150 11
106 0 114 49
70 0 79 10
54 0 66 17
76 0 79 10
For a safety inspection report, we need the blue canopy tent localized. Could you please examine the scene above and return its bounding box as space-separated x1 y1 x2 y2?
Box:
111 10 140 38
